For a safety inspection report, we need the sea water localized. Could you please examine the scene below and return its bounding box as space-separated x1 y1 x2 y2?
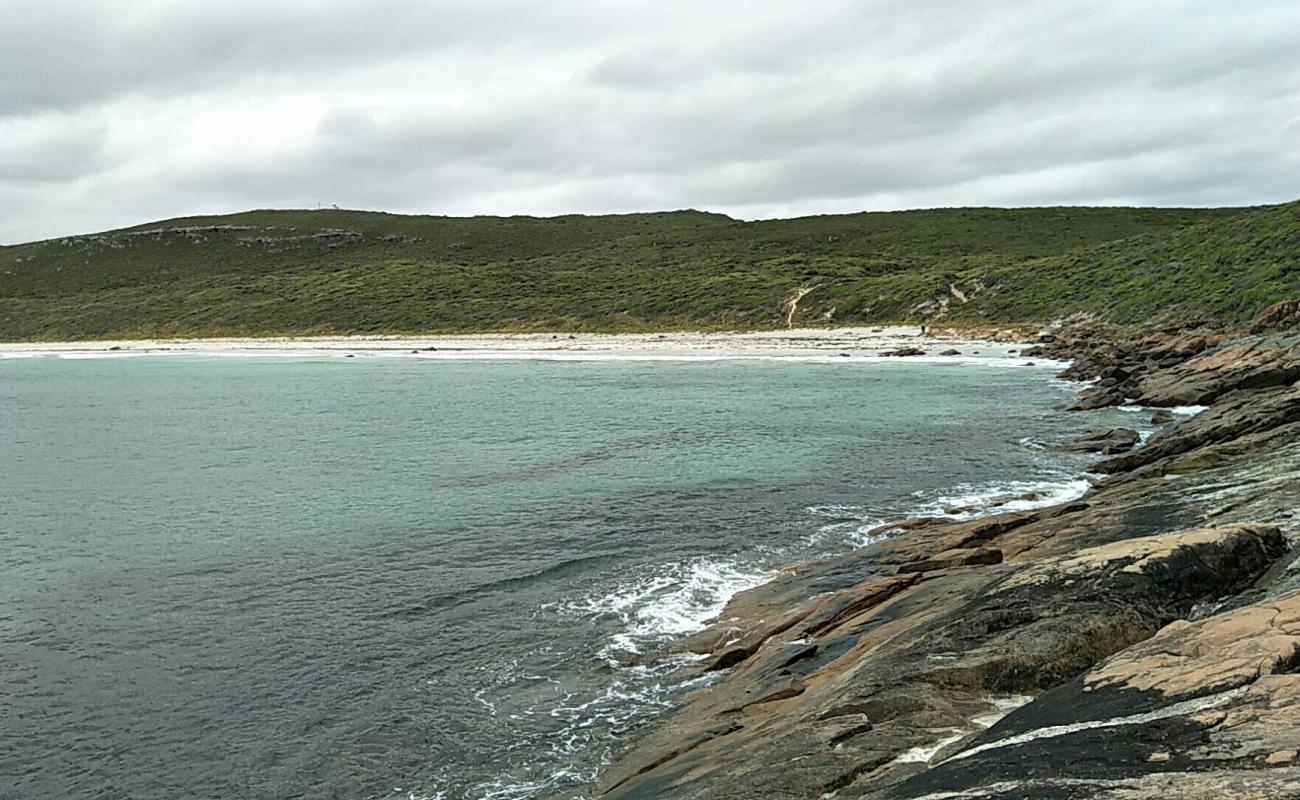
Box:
0 354 1147 799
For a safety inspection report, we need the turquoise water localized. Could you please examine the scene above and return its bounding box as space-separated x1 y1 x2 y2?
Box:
0 355 1123 799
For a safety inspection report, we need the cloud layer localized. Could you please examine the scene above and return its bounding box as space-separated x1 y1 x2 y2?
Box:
2 0 1298 243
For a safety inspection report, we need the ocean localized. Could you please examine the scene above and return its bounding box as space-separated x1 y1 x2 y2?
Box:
0 353 1147 799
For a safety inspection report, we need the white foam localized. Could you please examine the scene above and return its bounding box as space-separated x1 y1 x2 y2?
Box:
56 351 153 359
462 648 719 800
969 694 1035 729
805 504 888 548
896 730 969 764
1120 403 1208 418
559 557 773 658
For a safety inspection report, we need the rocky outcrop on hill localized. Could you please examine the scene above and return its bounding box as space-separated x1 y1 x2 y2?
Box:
1251 298 1300 333
591 321 1300 800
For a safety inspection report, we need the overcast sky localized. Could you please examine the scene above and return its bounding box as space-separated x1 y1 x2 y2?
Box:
1 0 1298 244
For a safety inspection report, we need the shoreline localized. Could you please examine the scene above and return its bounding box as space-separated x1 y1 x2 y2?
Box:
596 324 1300 799
0 326 1038 362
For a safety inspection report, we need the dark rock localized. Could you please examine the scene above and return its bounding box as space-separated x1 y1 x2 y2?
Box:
1067 386 1127 411
939 349 961 356
872 584 1300 799
895 547 1003 573
1151 409 1175 425
1055 428 1141 454
1096 384 1300 475
882 347 927 357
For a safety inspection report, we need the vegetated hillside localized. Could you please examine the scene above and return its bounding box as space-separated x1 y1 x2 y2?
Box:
0 202 1291 340
942 200 1300 324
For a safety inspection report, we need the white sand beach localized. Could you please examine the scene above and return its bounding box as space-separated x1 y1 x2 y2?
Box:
0 326 1047 363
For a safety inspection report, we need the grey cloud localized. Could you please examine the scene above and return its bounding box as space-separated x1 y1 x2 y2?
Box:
0 0 629 117
1 0 1298 244
0 115 106 182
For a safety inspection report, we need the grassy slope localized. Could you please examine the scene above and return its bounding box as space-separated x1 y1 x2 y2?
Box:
0 203 1294 340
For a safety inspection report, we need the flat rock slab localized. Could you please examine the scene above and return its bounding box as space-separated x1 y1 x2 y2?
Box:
598 525 1286 799
872 590 1300 799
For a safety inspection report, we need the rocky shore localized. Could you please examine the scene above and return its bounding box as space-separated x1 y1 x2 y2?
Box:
591 310 1300 799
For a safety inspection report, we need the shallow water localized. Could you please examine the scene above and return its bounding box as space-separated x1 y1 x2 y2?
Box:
0 355 1137 799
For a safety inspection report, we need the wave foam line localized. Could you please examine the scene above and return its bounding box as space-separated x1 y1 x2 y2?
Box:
561 558 773 658
911 477 1093 520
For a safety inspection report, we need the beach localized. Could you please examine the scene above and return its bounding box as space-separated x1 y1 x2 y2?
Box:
0 326 1034 361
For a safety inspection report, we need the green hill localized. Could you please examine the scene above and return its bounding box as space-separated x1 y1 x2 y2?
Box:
1 202 1294 340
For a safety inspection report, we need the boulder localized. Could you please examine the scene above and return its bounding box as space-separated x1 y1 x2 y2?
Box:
1067 386 1127 411
882 347 927 357
1055 427 1141 454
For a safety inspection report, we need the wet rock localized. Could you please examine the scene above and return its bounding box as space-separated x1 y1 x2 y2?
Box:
939 349 961 356
1152 409 1175 424
1068 386 1127 411
882 347 927 357
1096 384 1300 475
1055 428 1141 454
599 525 1286 799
